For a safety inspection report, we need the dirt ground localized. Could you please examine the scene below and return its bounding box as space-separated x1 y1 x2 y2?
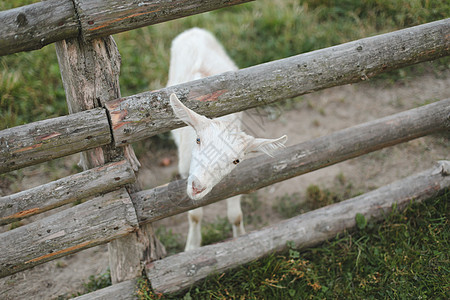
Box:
1 70 449 299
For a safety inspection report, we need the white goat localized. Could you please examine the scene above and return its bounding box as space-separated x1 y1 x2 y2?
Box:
168 28 287 251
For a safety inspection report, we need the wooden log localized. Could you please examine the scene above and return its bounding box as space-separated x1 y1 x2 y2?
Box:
0 188 138 279
55 34 165 284
0 160 135 225
55 35 141 171
107 219 167 283
146 161 450 294
0 0 78 56
72 278 138 300
0 108 111 174
75 0 254 40
105 18 450 146
0 0 253 56
56 36 122 113
133 99 450 224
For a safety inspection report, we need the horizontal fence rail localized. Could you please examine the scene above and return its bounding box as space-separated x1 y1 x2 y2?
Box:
0 0 254 56
75 0 254 40
105 18 450 146
0 160 135 225
0 188 138 278
146 161 450 293
0 0 78 55
0 108 111 174
0 20 448 175
72 278 138 300
133 99 450 224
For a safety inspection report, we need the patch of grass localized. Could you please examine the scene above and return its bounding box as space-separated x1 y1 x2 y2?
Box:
136 276 162 300
155 227 184 256
306 184 340 208
55 260 67 269
306 174 358 210
150 190 449 299
9 221 24 230
273 192 304 219
241 192 264 226
76 269 112 296
274 173 360 219
201 217 232 246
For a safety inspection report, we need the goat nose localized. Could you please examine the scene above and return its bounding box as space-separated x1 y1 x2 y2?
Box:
192 181 206 196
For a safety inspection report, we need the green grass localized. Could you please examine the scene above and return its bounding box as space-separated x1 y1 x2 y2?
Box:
65 268 112 299
274 173 360 219
1 0 449 130
156 227 184 256
81 269 112 295
155 218 237 257
241 192 264 226
137 190 449 299
201 217 233 246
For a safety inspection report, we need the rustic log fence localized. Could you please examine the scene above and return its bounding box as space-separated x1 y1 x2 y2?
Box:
0 1 449 297
0 0 253 56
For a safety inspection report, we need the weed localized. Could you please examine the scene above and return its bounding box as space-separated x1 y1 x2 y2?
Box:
273 192 304 219
136 276 162 300
306 184 340 208
155 227 183 255
335 172 346 186
355 213 368 230
201 217 232 246
241 192 264 226
55 260 67 268
9 221 23 230
80 268 112 295
274 174 360 219
306 174 356 210
312 119 320 127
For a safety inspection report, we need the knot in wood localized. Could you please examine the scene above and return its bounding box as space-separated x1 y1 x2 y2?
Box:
16 13 28 27
186 264 197 276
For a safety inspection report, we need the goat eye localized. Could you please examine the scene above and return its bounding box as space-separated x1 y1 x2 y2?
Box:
196 137 201 145
233 159 240 165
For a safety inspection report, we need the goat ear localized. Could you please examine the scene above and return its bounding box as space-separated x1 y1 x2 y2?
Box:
246 135 287 157
170 93 209 130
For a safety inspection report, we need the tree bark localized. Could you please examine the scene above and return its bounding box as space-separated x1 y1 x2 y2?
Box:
55 35 164 284
146 161 450 294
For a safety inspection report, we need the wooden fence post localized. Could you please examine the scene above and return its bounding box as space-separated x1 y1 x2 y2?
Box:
55 35 165 284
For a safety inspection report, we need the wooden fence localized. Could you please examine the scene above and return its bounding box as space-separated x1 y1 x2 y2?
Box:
0 0 449 297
